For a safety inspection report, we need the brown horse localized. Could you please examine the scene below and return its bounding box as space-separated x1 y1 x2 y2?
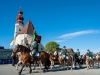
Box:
49 53 73 70
82 54 94 70
49 53 65 70
95 53 100 68
13 44 32 75
65 53 73 70
32 51 51 71
13 44 51 75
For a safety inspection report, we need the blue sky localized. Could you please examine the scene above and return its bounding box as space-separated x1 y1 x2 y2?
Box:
0 0 100 54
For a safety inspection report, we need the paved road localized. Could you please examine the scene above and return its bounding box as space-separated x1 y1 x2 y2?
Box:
0 64 100 75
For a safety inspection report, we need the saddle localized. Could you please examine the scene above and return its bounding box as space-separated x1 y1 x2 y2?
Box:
35 52 39 57
86 56 93 60
61 55 68 59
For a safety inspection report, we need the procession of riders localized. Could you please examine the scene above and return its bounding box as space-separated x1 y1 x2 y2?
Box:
11 38 100 72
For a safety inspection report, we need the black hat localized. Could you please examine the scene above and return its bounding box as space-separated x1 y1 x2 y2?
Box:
63 46 66 48
77 49 79 50
87 49 90 51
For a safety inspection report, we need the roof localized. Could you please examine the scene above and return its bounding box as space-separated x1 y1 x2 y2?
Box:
57 48 74 53
67 48 74 53
19 20 34 34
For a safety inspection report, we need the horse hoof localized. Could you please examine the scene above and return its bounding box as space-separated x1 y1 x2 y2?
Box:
33 68 35 70
43 70 45 73
18 72 21 75
29 69 32 73
71 68 73 71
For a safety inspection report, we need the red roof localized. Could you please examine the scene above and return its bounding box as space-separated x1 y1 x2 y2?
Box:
19 20 34 34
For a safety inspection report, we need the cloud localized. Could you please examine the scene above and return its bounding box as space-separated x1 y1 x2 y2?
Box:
56 30 100 39
54 40 65 42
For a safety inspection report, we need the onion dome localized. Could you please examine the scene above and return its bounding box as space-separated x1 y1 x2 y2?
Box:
16 15 24 21
16 9 24 24
18 10 23 15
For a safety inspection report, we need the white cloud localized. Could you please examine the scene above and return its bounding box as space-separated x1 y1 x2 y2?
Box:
57 30 100 39
54 40 65 42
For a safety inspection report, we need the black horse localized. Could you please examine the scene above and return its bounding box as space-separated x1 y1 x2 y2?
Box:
73 53 84 68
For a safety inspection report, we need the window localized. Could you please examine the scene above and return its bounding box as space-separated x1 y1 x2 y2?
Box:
19 29 21 31
21 40 23 45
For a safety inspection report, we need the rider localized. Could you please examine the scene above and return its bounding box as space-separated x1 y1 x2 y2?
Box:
60 46 67 59
76 49 80 57
86 49 92 59
54 48 59 61
98 52 100 56
31 39 38 59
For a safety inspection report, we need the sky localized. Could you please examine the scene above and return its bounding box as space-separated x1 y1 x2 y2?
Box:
0 0 100 54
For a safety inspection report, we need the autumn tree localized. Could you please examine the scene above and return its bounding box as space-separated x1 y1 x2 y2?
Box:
45 41 60 53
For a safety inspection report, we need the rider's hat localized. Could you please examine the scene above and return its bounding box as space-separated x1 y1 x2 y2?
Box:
63 46 66 48
87 49 90 51
77 49 79 51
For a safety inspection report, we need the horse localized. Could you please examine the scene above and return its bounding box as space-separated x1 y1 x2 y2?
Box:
82 54 94 70
65 53 73 70
49 52 73 70
73 53 83 68
95 53 100 68
11 52 31 71
49 52 65 70
13 44 51 74
13 44 32 75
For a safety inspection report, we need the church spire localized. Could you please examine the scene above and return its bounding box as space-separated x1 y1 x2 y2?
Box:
16 7 24 24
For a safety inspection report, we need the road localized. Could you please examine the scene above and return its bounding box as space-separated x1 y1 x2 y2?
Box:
0 64 100 75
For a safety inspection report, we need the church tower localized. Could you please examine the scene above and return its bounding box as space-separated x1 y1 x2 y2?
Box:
14 8 24 37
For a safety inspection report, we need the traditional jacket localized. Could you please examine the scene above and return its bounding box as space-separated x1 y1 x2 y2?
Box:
76 51 80 57
98 53 100 56
61 49 66 55
32 42 38 52
86 52 92 57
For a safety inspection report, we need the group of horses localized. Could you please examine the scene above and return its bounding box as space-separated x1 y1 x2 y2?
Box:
11 44 100 75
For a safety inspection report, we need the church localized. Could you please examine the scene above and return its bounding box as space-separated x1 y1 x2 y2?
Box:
10 9 45 51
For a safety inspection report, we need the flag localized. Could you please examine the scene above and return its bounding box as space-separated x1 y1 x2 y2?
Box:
32 30 36 42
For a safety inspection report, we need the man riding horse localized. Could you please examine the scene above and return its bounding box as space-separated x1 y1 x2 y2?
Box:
60 46 67 60
31 39 39 60
75 49 80 57
86 49 93 59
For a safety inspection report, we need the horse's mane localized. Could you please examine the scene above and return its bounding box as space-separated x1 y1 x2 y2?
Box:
39 51 46 53
19 45 31 52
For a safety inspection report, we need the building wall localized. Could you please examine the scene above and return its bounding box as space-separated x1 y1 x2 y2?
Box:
10 34 32 46
38 43 45 52
10 34 45 51
14 23 24 37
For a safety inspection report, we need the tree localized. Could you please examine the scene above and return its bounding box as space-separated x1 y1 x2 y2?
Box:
45 41 60 53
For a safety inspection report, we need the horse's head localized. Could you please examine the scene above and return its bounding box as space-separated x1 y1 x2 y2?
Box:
49 53 56 60
82 54 86 59
13 44 21 53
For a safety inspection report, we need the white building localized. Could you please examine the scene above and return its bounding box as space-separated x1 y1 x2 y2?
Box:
10 9 45 52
